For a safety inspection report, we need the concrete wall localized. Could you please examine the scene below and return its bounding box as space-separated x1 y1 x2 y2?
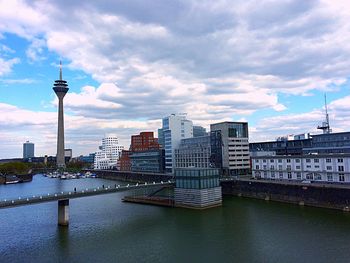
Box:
221 180 350 211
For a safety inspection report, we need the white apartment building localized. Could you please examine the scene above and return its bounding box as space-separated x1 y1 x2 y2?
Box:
252 154 350 183
161 114 193 173
94 135 124 170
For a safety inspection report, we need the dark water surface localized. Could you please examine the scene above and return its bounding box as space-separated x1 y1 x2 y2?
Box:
1 175 350 263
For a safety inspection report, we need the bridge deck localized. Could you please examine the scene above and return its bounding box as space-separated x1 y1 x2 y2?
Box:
0 181 173 209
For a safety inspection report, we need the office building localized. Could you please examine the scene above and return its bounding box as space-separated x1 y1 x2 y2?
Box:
94 135 124 170
23 141 34 159
64 149 72 162
175 136 211 168
162 114 193 173
130 149 165 173
158 128 165 149
174 168 222 209
210 122 250 176
193 126 207 137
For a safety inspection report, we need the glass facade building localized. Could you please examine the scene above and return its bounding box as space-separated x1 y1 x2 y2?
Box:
175 168 220 189
23 141 34 159
174 168 222 208
130 150 165 173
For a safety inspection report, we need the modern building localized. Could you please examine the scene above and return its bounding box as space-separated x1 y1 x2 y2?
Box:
193 126 207 137
251 154 350 183
53 61 69 168
161 114 193 173
23 141 34 159
94 135 124 170
158 128 165 149
130 149 165 173
250 138 312 156
174 168 222 209
175 135 211 169
79 153 95 164
210 122 250 176
64 149 72 162
303 132 350 154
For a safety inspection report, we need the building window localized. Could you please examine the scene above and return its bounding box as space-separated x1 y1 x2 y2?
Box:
287 159 291 163
314 159 319 163
278 165 282 170
256 165 259 170
314 165 320 169
287 172 292 179
263 165 267 170
296 159 300 163
297 172 301 180
326 158 331 163
338 158 344 163
296 166 301 169
278 159 282 163
339 174 345 182
271 171 275 178
306 159 311 163
306 165 311 168
279 172 283 179
263 159 267 163
314 174 321 180
327 173 333 181
270 159 274 163
326 166 332 170
338 166 344 172
286 165 291 171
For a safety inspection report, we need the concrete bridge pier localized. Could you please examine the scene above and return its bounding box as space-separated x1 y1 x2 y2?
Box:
58 199 69 226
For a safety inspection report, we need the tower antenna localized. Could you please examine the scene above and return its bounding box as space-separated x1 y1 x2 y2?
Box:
59 60 62 80
317 93 331 134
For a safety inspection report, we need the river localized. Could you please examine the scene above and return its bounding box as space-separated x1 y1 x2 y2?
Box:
1 175 350 263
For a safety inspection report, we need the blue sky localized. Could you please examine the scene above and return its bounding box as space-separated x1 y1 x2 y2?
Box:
1 0 350 158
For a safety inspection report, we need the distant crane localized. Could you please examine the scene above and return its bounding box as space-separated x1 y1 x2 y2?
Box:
317 94 332 134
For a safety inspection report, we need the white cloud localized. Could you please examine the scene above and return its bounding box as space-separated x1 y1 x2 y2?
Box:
1 1 350 156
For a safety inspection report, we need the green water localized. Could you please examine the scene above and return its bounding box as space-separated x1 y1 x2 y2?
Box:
1 175 350 263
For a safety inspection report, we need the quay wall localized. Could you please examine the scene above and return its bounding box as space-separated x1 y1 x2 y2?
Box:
92 170 173 183
221 179 350 212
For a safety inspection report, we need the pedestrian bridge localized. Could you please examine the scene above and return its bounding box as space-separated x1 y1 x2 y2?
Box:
0 181 174 226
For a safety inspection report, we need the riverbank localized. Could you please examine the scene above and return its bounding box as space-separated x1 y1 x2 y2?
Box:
221 178 350 212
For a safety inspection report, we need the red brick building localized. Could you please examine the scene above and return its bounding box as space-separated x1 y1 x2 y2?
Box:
130 132 159 152
119 150 132 171
119 132 160 171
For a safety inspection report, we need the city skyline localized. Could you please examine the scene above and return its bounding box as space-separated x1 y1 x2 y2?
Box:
1 1 350 158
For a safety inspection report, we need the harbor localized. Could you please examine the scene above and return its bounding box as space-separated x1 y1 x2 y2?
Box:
1 175 350 263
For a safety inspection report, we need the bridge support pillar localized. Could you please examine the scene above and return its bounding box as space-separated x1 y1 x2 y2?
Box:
58 199 69 226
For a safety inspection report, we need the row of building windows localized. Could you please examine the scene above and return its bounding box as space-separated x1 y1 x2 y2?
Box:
258 158 344 163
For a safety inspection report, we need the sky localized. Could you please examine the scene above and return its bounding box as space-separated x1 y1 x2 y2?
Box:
1 0 350 158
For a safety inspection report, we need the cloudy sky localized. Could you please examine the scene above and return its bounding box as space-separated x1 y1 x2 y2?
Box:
1 0 350 158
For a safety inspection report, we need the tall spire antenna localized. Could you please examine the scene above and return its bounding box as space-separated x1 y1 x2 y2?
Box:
317 93 331 134
325 93 329 126
59 60 62 80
